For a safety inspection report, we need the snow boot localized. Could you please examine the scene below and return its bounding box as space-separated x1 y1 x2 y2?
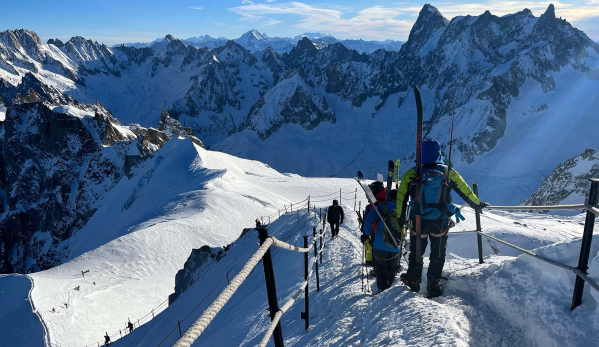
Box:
400 273 420 292
426 276 443 298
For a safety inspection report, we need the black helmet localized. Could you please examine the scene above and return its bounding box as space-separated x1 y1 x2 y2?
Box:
332 199 338 205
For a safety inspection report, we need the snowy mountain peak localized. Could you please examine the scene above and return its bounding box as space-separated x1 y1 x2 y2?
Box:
164 34 176 42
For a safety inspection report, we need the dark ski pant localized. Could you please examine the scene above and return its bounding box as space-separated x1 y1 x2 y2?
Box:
329 221 340 238
405 219 448 283
373 248 399 292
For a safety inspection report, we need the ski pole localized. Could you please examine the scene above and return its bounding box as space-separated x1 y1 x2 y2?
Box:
361 243 365 293
364 245 370 293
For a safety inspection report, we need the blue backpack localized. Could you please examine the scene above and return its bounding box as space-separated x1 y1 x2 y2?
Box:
409 165 458 221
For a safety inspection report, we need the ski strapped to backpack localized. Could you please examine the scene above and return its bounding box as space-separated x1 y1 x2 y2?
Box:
413 86 424 262
356 171 400 249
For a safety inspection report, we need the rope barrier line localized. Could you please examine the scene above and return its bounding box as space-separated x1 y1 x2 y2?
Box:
173 238 274 347
271 237 315 253
476 231 599 293
586 203 599 217
486 204 585 211
259 236 325 347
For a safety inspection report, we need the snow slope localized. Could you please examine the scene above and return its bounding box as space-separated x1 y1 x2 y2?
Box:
27 137 366 347
112 204 599 347
0 275 45 347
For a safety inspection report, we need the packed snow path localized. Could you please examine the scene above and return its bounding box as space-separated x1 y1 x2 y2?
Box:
279 209 529 346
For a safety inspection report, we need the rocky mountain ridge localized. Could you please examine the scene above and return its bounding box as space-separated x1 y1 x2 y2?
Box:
0 99 203 273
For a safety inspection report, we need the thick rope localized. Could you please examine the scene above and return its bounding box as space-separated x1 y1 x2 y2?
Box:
173 238 274 347
259 255 318 347
271 237 314 253
486 204 585 211
586 203 599 217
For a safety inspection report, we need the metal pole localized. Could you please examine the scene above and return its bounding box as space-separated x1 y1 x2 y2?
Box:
473 183 484 264
301 235 310 331
313 227 320 292
571 179 599 310
308 196 310 213
319 208 322 221
354 188 357 211
257 225 284 347
178 320 182 337
319 228 323 264
226 272 230 284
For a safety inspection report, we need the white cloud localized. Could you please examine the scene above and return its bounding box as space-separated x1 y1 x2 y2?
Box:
189 6 203 10
229 2 412 39
263 19 283 26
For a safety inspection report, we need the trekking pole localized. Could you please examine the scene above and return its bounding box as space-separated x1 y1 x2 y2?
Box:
364 245 370 293
361 243 365 292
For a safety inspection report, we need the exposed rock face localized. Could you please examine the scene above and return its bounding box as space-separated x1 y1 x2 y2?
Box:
0 102 179 273
169 246 226 304
158 110 204 148
242 69 335 139
524 149 599 207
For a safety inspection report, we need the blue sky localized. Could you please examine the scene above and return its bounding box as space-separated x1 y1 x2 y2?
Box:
1 1 598 45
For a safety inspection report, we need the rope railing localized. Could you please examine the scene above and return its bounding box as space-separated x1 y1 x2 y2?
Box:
173 238 275 347
259 213 330 346
485 204 585 211
466 179 599 311
271 237 315 253
173 205 332 347
585 203 599 217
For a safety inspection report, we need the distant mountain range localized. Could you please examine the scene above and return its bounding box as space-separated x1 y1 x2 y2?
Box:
117 29 404 54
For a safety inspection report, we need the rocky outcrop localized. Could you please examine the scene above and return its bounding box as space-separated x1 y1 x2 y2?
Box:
158 110 204 148
524 149 599 207
0 102 189 273
169 246 226 304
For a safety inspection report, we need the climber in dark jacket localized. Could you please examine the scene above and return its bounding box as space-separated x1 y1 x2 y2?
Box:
327 200 344 239
362 199 400 293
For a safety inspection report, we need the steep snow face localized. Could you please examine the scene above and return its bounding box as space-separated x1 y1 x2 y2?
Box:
524 149 599 207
